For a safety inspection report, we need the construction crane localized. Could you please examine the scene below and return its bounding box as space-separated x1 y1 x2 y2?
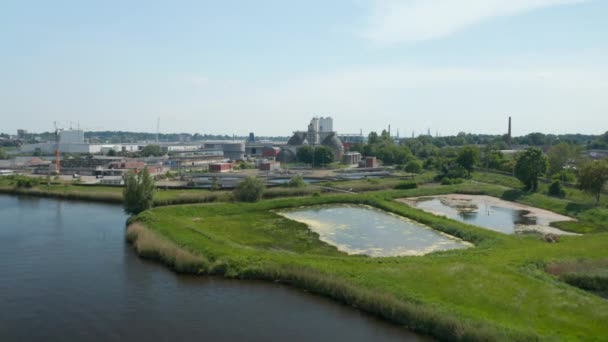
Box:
53 121 63 175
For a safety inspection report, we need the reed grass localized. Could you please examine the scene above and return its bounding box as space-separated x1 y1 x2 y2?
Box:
126 223 208 273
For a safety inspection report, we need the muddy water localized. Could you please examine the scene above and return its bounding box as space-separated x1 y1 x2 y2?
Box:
0 195 429 341
278 204 470 257
402 194 575 235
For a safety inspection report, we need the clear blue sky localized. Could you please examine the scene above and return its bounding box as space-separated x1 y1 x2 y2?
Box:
1 0 607 136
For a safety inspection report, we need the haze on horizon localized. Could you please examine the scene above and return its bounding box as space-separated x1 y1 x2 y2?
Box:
1 0 607 137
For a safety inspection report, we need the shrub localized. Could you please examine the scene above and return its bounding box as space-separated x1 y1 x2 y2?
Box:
233 176 265 202
548 180 566 198
210 177 221 191
395 182 418 190
14 176 40 188
286 175 306 188
553 170 576 183
441 178 464 185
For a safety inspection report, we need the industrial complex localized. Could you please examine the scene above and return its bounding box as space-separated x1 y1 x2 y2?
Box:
3 117 376 188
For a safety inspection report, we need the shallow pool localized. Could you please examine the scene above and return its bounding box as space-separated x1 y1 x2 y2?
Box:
399 194 576 235
277 204 470 257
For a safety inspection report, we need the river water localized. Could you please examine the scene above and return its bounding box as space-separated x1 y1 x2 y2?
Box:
0 195 427 341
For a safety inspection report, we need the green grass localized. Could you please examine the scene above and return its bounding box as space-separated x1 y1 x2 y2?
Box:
318 172 436 192
131 183 608 341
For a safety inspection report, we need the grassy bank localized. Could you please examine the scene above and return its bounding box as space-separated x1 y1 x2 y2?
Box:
129 181 608 341
0 177 326 205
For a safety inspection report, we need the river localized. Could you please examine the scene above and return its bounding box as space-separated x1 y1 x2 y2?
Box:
0 195 428 341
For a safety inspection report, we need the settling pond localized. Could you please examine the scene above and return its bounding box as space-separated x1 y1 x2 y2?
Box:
278 204 471 257
399 194 576 235
0 195 429 341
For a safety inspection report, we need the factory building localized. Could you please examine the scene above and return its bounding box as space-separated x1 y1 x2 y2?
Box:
202 141 246 161
277 117 344 164
343 152 362 165
20 129 92 154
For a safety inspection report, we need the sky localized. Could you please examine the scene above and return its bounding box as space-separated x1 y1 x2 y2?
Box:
1 0 607 136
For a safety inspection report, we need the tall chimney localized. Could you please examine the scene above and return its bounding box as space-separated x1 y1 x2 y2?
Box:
508 116 512 147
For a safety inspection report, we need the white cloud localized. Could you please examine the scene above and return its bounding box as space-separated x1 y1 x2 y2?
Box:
361 0 586 44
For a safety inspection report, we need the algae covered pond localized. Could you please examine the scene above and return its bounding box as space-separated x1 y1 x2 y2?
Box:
278 204 470 257
399 194 576 235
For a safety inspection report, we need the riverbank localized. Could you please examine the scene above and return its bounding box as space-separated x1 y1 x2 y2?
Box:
0 172 434 206
5 171 608 339
127 182 608 341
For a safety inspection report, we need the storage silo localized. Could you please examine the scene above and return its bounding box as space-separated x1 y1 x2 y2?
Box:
223 142 245 161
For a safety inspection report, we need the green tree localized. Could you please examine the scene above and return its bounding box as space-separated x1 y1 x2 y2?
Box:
123 168 155 215
547 143 581 176
313 146 334 167
296 146 314 164
368 131 379 144
141 144 164 157
514 147 547 191
578 160 608 205
233 176 265 202
456 146 480 174
403 159 423 173
107 149 117 157
481 146 505 170
0 147 7 159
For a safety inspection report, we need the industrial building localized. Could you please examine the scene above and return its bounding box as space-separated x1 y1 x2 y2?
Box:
20 129 92 154
209 162 234 173
343 152 362 165
277 117 345 164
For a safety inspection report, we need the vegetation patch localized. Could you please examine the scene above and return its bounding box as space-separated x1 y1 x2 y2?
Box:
546 259 608 295
129 183 608 341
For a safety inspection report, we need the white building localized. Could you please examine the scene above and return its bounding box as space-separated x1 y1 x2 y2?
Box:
319 117 333 133
59 129 85 144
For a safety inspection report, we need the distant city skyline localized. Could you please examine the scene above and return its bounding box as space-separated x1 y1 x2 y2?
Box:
2 0 607 136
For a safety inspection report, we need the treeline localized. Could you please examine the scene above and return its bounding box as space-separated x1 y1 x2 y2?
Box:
10 131 289 144
398 132 602 149
85 131 290 143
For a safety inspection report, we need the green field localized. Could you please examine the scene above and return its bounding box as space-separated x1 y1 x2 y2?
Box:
129 179 608 341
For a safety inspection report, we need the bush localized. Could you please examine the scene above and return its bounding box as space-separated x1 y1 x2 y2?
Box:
395 182 418 190
14 176 40 188
286 175 306 188
441 178 464 185
403 160 423 174
233 176 265 202
548 180 566 198
553 170 576 183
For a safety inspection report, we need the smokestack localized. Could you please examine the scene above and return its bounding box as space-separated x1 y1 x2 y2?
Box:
508 116 512 147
